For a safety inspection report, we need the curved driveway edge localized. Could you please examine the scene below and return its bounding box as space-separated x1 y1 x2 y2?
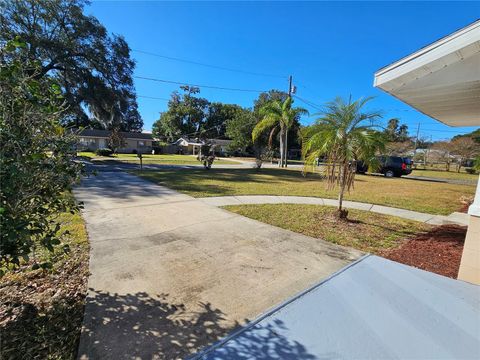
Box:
198 195 470 226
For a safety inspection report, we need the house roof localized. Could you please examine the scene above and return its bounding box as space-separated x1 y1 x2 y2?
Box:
194 255 480 359
174 137 203 146
77 129 153 140
374 20 480 127
174 137 232 146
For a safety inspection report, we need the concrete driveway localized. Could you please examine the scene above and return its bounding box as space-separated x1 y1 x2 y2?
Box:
75 171 362 359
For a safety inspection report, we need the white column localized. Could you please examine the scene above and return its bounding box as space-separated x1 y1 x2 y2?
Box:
468 175 480 216
458 174 480 284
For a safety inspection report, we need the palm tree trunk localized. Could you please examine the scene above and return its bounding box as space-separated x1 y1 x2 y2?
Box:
279 128 284 167
338 184 345 211
284 129 288 168
338 169 345 212
337 164 348 219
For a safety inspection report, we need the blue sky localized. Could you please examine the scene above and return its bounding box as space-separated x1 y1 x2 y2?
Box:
87 1 479 140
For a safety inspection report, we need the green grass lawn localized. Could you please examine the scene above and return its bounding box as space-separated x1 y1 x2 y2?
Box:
224 204 432 253
78 152 239 165
134 167 476 215
408 169 478 181
230 156 304 165
0 210 89 359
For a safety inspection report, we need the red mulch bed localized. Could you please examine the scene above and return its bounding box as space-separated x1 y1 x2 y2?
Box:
381 225 467 279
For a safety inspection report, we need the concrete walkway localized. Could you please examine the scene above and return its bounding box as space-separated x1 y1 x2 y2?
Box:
198 195 471 226
74 171 362 359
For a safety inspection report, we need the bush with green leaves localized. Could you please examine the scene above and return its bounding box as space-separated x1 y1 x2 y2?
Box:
474 156 480 172
95 148 114 157
0 40 84 274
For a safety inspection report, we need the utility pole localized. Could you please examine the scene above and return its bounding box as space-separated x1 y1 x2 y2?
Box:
288 75 293 98
413 123 420 154
413 123 420 150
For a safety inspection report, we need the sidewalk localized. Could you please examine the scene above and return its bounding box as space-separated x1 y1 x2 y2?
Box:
198 195 470 226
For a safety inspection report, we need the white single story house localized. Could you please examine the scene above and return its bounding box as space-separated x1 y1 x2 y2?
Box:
77 129 154 153
173 137 204 155
374 19 480 284
173 137 232 155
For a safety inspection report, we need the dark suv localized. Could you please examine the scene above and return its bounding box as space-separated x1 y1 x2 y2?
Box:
357 156 413 177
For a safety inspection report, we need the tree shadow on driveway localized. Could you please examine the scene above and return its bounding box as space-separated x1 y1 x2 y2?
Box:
78 289 317 359
193 317 319 360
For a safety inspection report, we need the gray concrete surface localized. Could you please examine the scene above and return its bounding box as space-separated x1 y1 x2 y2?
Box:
74 171 362 359
444 211 471 226
198 195 468 226
194 255 480 360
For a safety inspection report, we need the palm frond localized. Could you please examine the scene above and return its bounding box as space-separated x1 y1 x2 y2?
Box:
252 114 278 142
259 100 283 118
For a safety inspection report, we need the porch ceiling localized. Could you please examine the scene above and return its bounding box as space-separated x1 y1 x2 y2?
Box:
374 20 480 127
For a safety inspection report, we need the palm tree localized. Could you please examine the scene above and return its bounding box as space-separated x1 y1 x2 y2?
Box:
252 97 308 167
302 96 386 218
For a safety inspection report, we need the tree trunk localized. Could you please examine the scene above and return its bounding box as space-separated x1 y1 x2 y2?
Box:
338 185 345 212
278 128 284 167
337 164 349 219
284 129 288 168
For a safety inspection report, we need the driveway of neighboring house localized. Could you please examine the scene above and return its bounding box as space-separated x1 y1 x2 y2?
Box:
74 170 362 359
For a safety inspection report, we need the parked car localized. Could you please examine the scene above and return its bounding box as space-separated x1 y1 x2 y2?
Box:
356 156 413 177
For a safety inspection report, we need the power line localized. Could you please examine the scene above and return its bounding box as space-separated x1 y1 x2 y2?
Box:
134 75 268 93
132 49 287 79
418 128 476 134
292 95 323 111
138 95 170 101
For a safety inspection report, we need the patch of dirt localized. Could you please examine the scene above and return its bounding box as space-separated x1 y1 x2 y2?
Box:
381 225 466 278
0 243 89 359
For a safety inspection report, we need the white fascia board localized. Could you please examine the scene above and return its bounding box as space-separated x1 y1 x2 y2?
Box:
374 20 480 88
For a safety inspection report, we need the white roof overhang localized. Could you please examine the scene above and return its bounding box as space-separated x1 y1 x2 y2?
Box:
175 138 203 146
374 20 480 127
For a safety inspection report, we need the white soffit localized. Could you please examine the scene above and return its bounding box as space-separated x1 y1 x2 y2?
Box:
374 20 480 127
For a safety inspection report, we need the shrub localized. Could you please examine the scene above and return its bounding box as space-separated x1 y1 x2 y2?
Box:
465 168 477 174
0 39 84 273
95 148 113 157
108 127 125 154
474 156 480 172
